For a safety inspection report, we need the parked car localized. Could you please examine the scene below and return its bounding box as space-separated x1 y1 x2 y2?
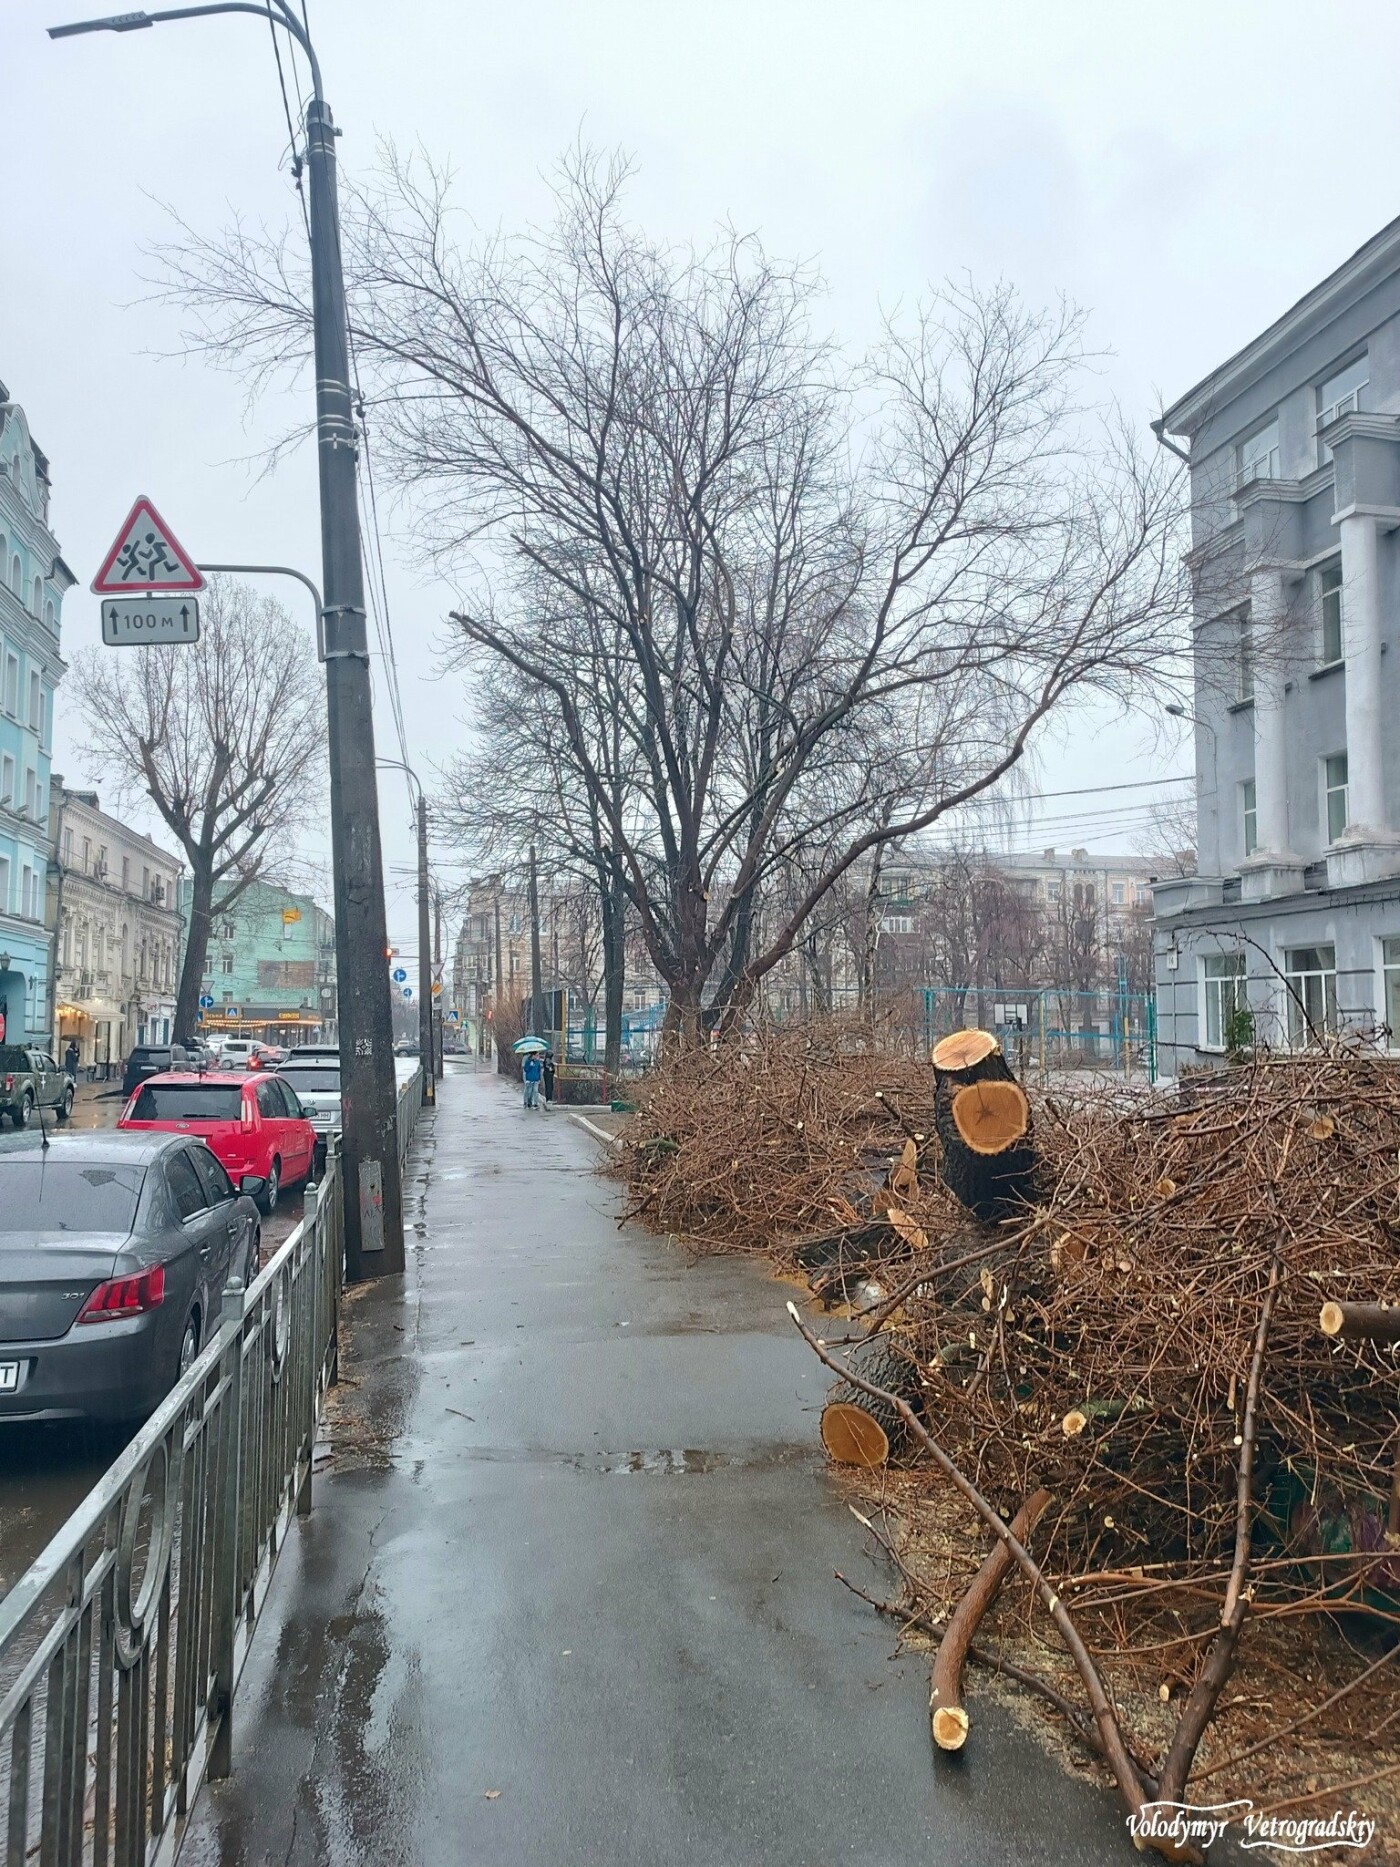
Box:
0 1046 76 1127
122 1043 196 1100
0 1131 262 1424
118 1072 317 1213
217 1039 283 1071
285 1044 340 1063
275 1058 341 1167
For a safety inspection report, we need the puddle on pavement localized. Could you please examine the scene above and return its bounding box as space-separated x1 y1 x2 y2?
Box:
382 1439 817 1475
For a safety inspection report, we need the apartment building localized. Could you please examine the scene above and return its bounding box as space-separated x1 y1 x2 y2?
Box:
1153 216 1400 1073
0 383 71 1046
52 785 183 1067
185 878 336 1044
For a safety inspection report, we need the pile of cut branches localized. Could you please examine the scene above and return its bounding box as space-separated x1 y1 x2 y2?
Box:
619 1030 1400 1857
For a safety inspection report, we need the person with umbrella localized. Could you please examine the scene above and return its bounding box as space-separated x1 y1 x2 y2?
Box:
514 1034 549 1110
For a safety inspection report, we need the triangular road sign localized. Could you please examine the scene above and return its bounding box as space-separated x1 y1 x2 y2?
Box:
91 496 205 595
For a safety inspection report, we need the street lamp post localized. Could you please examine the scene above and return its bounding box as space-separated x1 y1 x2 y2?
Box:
49 3 404 1278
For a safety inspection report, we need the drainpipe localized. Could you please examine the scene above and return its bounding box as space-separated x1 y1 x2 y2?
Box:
1150 415 1191 466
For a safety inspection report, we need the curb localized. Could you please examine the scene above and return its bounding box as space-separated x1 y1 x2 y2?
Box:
569 1113 622 1149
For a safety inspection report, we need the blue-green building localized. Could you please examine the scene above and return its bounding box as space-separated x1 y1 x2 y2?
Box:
0 383 72 1046
179 878 336 1043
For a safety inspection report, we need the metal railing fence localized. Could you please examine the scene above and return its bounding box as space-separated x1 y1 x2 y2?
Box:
0 1066 424 1867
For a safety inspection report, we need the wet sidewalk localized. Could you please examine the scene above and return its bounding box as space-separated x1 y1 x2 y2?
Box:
181 1066 1132 1866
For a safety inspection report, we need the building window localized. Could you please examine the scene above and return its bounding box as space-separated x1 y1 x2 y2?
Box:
30 578 41 617
1318 559 1343 665
23 770 37 821
1241 778 1257 857
1047 881 1062 903
1202 953 1246 1049
221 954 235 975
1317 354 1369 463
1284 944 1338 1047
1236 417 1279 489
0 857 11 914
221 920 235 939
1324 752 1349 843
27 670 40 733
1111 882 1125 906
20 867 36 919
1383 938 1400 1050
880 914 914 935
1237 617 1254 702
4 654 18 717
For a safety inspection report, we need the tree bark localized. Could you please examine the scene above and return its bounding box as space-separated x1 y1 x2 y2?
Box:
174 858 214 1046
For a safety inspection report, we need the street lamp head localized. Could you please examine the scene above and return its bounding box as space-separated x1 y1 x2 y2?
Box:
48 12 153 36
1164 703 1186 718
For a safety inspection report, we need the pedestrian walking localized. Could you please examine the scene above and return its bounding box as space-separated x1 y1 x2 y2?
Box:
542 1050 556 1110
63 1037 79 1081
521 1050 543 1110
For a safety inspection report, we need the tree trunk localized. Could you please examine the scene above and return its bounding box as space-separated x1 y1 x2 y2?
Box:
820 1334 924 1467
934 1076 1036 1223
600 857 626 1077
174 859 214 1046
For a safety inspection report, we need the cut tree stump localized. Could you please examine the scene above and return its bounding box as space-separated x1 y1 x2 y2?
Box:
931 1028 1014 1089
935 1077 1036 1223
820 1335 924 1467
930 1486 1054 1751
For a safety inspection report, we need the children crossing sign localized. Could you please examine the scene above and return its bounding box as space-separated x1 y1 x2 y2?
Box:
92 497 204 596
93 498 204 647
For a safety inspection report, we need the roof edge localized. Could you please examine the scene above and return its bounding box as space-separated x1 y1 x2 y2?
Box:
1161 213 1400 441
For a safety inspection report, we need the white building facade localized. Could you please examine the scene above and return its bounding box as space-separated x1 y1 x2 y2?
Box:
1154 216 1400 1073
52 784 183 1069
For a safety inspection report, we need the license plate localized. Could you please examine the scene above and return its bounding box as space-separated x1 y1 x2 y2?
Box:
0 1363 19 1393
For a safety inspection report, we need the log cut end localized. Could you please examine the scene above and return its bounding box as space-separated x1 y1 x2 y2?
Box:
932 1028 1001 1073
931 1702 970 1751
820 1401 891 1467
951 1080 1030 1155
1320 1301 1345 1338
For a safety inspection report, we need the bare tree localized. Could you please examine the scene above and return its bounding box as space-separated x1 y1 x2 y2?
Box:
70 578 326 1043
156 148 1188 1046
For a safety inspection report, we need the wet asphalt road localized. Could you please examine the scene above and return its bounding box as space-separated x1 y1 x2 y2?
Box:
179 1065 1137 1867
0 1088 306 1592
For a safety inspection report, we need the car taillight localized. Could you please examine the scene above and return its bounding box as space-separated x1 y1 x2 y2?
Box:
77 1265 166 1323
242 1097 256 1131
2 1075 11 1092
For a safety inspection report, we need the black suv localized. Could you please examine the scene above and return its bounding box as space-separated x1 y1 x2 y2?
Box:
121 1043 196 1100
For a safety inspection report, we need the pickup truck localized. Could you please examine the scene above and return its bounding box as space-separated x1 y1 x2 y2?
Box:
0 1045 75 1127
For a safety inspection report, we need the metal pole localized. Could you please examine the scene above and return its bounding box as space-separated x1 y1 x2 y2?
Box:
433 888 444 1080
417 796 434 1106
528 845 544 1035
304 96 403 1277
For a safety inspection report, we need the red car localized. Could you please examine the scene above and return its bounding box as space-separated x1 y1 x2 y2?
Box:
118 1072 317 1213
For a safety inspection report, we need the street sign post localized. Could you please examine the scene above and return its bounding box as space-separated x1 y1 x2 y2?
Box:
100 596 200 646
198 994 214 1010
392 967 407 984
431 980 443 998
401 987 413 1000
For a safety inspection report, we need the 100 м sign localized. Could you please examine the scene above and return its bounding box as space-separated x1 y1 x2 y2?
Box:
101 597 200 647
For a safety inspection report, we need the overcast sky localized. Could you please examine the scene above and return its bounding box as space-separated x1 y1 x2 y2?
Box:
7 0 1400 956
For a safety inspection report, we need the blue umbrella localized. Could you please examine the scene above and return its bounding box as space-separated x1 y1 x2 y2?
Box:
512 1035 550 1054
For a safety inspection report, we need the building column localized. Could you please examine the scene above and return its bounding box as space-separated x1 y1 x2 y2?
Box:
1327 514 1400 884
1338 513 1386 832
1241 568 1304 899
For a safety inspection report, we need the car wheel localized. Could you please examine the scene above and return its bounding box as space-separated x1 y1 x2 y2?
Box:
258 1159 281 1215
13 1093 32 1131
176 1312 200 1381
58 1085 74 1122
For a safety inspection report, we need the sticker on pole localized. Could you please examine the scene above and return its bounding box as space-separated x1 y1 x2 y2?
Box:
92 496 205 595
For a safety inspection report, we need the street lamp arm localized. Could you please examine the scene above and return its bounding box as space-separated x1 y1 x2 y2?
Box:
376 758 423 811
48 1 322 98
